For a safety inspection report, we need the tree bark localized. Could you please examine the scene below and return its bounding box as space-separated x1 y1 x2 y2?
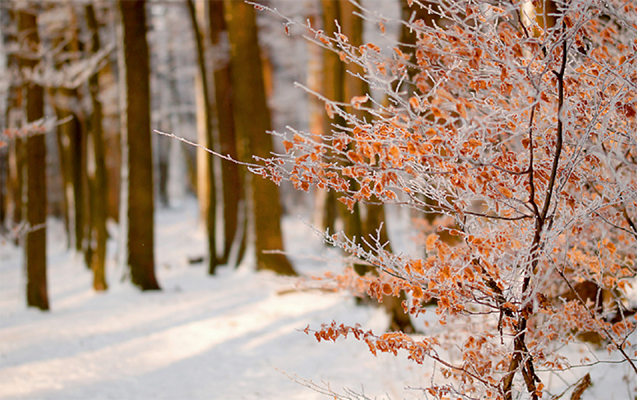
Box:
4 7 24 240
5 72 24 239
187 0 218 275
119 0 160 290
224 0 296 276
18 8 49 310
86 3 108 291
208 1 245 267
320 0 345 236
0 142 6 236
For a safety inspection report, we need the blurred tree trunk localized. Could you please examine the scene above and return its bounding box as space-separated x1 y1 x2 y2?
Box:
49 94 71 248
399 0 437 50
521 0 558 35
8 137 24 241
323 0 365 258
0 143 6 237
306 13 330 233
6 54 25 238
18 8 49 310
224 0 296 276
4 7 24 241
320 0 344 237
85 3 108 291
187 0 218 275
49 92 85 254
208 1 245 267
339 1 414 332
0 13 10 236
165 32 188 204
119 0 160 290
46 5 87 255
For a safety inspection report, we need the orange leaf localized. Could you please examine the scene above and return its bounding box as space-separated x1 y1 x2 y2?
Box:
426 233 438 251
351 95 369 109
497 185 513 198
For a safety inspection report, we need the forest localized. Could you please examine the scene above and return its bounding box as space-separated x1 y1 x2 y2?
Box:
0 0 636 399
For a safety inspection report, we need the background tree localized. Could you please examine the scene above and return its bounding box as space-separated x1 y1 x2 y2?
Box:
46 5 87 255
3 6 24 241
209 1 245 267
223 0 296 276
186 0 218 275
18 6 48 310
85 3 108 291
118 0 160 290
317 0 414 333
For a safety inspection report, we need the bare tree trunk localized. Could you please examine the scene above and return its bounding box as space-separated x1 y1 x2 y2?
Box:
86 3 108 291
119 0 160 290
208 1 245 267
4 8 24 240
320 0 345 236
0 145 6 236
224 0 296 276
339 1 415 332
18 8 49 310
399 0 438 53
7 81 26 239
8 137 24 238
4 6 24 240
50 92 86 255
187 0 218 275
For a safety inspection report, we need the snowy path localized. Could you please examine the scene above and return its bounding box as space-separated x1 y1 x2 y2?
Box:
0 199 423 400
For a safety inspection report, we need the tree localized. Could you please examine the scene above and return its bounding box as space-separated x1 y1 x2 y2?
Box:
18 6 49 310
2 5 24 240
118 0 160 291
251 1 637 398
46 4 87 255
208 0 245 267
186 0 218 275
321 0 416 333
223 0 296 276
85 3 108 291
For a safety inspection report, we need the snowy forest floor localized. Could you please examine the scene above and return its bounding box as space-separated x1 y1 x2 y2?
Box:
0 197 423 400
0 197 635 400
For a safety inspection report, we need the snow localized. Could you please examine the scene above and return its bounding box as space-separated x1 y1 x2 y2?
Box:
1 198 635 400
0 198 422 400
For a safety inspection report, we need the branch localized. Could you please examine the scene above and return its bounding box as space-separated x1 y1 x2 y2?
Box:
541 35 569 223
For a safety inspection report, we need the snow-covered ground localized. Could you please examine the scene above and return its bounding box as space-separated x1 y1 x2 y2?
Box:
0 198 425 400
1 197 635 400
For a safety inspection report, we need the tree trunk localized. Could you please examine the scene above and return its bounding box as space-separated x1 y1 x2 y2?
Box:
0 144 6 236
399 0 438 52
320 0 345 236
5 61 24 240
4 7 24 240
208 1 245 267
224 0 296 276
49 91 86 254
119 0 160 290
187 0 218 275
342 1 414 333
86 3 108 291
18 8 49 310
